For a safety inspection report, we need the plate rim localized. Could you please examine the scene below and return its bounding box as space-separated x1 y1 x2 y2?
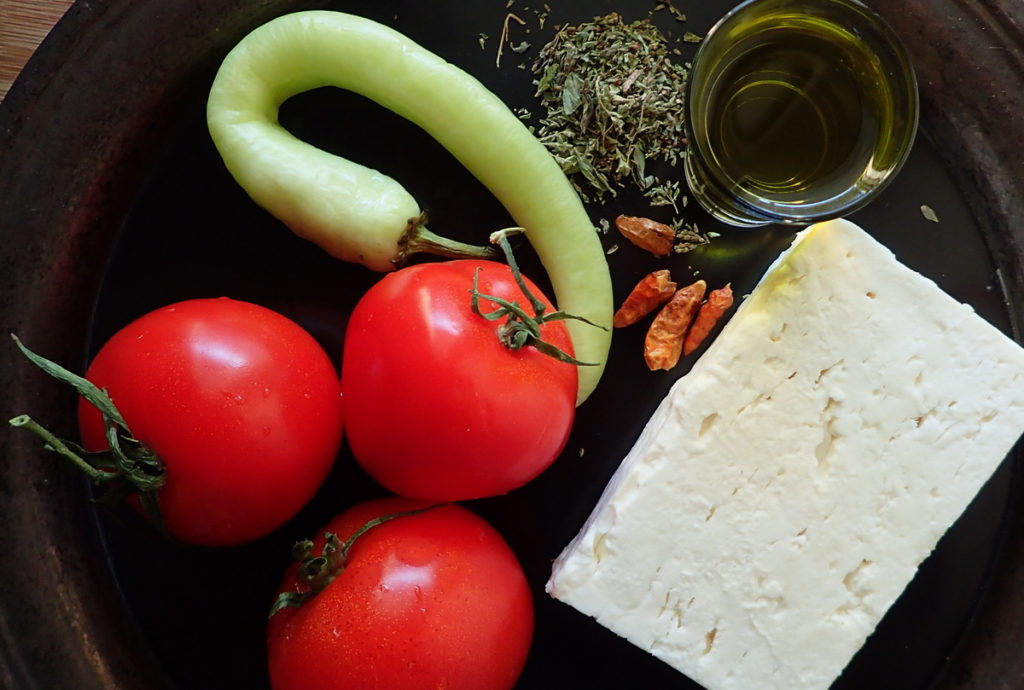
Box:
1 0 1023 688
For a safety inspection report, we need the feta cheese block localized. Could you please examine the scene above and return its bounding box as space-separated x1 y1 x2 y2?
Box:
547 219 1024 690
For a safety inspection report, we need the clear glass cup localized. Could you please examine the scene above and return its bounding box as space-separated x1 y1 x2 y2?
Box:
683 0 919 227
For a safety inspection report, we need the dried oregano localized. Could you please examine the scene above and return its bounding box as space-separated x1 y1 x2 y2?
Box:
530 13 691 211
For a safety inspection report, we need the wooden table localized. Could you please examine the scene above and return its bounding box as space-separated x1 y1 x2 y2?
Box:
0 0 75 101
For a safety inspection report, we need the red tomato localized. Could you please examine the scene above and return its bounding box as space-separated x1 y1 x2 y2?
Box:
341 260 577 501
78 298 344 546
267 497 534 690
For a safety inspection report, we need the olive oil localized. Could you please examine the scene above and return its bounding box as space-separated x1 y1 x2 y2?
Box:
684 0 918 227
708 28 878 199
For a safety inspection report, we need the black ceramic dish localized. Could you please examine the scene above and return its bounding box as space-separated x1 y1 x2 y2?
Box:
1 1 1023 688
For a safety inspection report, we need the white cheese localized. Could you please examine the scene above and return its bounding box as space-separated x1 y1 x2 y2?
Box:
547 219 1024 690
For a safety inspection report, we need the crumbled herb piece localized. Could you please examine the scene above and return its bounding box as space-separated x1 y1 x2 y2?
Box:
653 0 688 22
496 13 527 68
674 227 709 254
511 40 531 54
920 204 939 223
647 179 684 212
537 6 550 30
682 31 703 43
478 33 489 50
530 13 691 209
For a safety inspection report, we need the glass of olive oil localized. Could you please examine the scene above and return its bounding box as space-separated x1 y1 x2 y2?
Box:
684 0 918 227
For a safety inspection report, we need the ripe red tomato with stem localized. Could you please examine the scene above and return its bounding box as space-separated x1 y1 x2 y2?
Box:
341 251 579 501
267 497 534 690
22 297 345 546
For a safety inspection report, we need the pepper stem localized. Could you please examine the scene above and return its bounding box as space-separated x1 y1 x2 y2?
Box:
394 212 497 265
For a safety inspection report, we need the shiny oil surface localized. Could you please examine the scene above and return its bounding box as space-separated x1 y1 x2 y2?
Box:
686 0 918 225
708 27 876 199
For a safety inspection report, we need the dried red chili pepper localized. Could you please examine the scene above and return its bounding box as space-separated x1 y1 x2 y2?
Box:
615 215 675 257
614 270 677 328
683 283 734 355
644 280 706 371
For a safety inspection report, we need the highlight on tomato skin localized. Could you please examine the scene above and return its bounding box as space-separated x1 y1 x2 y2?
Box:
267 497 534 690
77 297 345 547
341 259 578 502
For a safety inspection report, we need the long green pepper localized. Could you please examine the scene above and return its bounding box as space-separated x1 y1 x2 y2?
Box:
207 11 613 403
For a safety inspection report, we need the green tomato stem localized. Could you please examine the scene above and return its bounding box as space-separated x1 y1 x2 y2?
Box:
9 414 116 483
470 232 607 366
269 505 444 619
9 336 168 532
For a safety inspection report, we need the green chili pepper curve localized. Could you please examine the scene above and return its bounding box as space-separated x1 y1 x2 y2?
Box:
207 11 613 404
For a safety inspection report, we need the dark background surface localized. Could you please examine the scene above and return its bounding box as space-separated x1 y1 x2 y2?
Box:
1 1 1023 688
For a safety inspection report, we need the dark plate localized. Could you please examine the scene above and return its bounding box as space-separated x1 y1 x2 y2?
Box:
2 1 1023 688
